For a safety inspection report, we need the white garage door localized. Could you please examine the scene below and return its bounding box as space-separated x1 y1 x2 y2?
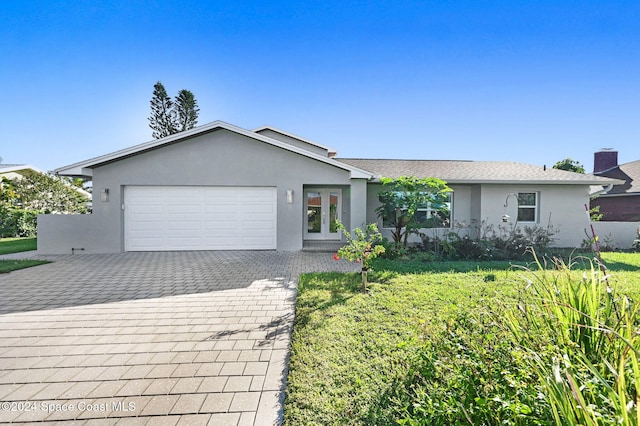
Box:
124 186 277 251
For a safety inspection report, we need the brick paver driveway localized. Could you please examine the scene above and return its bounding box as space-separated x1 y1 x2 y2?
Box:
0 251 356 425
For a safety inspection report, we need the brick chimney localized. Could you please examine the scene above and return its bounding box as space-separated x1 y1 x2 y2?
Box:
594 149 618 174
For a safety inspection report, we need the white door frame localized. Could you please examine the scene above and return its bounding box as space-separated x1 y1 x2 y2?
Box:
304 188 342 240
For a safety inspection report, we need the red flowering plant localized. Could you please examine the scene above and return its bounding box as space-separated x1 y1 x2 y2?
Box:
334 221 385 292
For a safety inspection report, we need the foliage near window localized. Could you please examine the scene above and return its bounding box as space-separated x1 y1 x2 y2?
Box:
375 176 451 249
416 221 557 261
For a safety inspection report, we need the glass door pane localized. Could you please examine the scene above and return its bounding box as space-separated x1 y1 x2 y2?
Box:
329 191 339 234
307 192 321 233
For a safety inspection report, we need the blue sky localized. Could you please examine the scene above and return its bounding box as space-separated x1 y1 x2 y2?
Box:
1 1 638 173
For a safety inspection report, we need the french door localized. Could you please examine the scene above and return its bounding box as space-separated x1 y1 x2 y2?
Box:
304 189 342 240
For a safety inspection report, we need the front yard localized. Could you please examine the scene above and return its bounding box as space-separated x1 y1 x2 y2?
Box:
0 238 48 273
284 253 640 425
0 237 37 254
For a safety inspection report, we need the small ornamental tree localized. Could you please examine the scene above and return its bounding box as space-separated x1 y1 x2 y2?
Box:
375 176 451 249
334 221 385 292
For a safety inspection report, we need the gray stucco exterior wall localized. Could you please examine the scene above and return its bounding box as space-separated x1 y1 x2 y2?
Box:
362 182 592 247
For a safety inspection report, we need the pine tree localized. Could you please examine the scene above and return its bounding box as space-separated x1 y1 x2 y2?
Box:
148 81 176 139
174 89 199 132
148 82 200 138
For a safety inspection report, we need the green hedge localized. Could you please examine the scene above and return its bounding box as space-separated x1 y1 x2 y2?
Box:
0 205 39 238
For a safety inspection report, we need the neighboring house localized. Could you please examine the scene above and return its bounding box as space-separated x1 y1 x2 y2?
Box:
0 164 47 180
590 150 640 221
37 121 621 254
0 163 92 202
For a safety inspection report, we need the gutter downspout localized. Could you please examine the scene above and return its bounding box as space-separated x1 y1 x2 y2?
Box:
591 184 614 198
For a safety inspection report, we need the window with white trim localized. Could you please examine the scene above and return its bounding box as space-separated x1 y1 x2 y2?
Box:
517 192 538 222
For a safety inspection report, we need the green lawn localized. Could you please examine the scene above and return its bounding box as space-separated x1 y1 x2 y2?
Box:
0 237 48 273
0 259 49 274
0 237 37 254
284 252 640 425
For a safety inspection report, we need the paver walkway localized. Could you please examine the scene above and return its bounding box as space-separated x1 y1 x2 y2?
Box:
0 251 357 425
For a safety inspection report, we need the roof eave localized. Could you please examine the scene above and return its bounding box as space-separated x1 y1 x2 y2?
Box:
366 178 625 185
597 192 640 198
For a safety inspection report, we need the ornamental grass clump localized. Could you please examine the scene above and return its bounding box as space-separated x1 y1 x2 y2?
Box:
503 252 640 425
334 221 385 292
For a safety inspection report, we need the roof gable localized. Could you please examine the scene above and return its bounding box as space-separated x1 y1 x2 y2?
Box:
54 121 372 179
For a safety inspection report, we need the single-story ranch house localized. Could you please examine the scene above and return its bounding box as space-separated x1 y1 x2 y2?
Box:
37 121 622 254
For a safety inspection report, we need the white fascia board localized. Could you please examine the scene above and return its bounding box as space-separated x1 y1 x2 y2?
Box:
54 166 94 178
349 168 376 179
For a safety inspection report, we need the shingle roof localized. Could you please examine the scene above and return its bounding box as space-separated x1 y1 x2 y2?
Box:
593 159 640 195
336 158 622 185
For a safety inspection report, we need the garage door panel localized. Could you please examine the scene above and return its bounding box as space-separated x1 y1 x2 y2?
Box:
204 206 238 215
203 215 237 223
242 219 275 229
167 222 202 231
243 205 275 214
128 208 164 218
125 186 276 251
167 204 201 214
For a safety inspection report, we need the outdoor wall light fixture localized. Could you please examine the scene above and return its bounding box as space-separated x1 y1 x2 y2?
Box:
502 214 510 223
287 189 293 204
101 188 109 202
